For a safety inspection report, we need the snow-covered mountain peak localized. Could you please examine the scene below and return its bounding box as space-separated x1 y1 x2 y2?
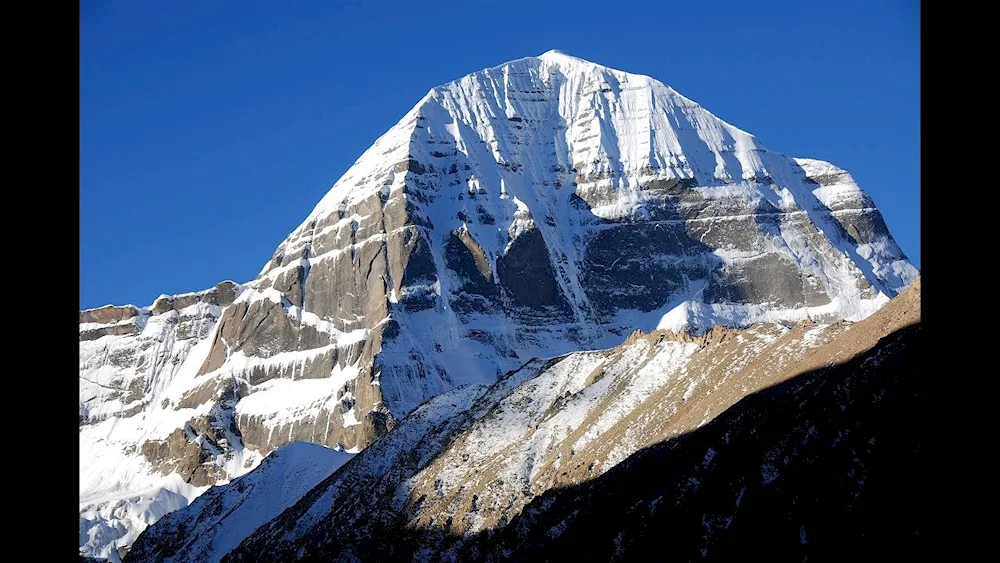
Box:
82 53 916 561
264 53 914 406
254 50 915 416
535 48 605 69
300 51 773 231
537 48 574 59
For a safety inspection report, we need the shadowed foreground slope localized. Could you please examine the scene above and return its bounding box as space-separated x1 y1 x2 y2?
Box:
455 322 923 562
213 279 921 562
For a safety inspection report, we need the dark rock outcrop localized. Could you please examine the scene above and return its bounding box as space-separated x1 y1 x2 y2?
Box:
80 305 139 325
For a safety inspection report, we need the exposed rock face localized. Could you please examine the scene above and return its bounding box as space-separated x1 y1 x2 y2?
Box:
80 281 249 563
203 278 920 563
79 281 242 428
183 50 916 465
81 305 141 325
82 51 918 561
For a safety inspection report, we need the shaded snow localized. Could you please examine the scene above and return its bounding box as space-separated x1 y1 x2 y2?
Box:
132 442 353 563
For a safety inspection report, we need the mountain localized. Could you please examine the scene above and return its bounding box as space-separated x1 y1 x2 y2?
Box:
122 442 353 563
130 279 920 562
80 282 254 562
81 50 917 560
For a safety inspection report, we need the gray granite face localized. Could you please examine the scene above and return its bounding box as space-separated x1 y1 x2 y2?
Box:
176 128 915 460
497 227 573 314
200 151 908 461
580 221 706 315
183 179 444 455
80 323 141 342
445 228 499 314
80 304 140 325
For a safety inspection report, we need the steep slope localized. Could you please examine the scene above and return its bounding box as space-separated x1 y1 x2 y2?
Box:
123 443 353 563
80 281 241 429
188 279 919 562
128 385 489 563
80 282 360 562
82 51 917 560
460 281 922 562
194 49 916 459
80 282 255 563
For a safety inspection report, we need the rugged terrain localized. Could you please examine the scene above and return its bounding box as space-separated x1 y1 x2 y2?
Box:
81 50 917 560
80 282 258 562
123 442 353 563
131 279 920 562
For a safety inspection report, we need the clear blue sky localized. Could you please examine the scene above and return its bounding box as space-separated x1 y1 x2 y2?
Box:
80 0 920 309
